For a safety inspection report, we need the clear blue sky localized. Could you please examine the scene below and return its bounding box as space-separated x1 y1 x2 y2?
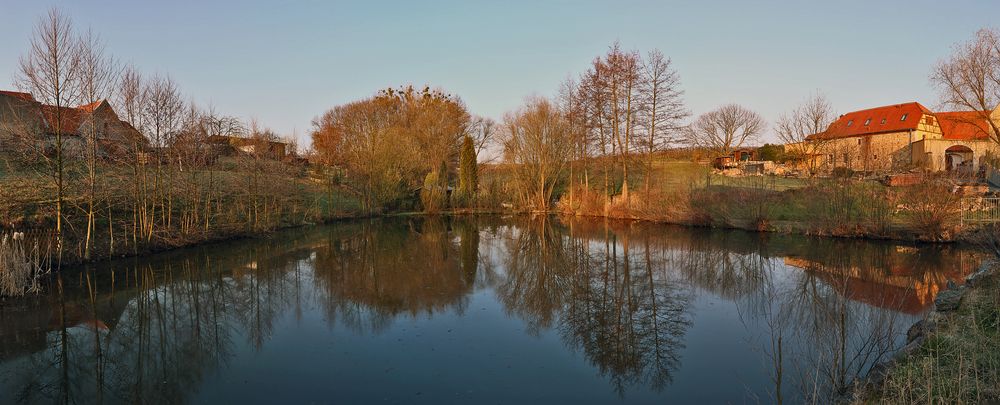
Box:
2 0 998 145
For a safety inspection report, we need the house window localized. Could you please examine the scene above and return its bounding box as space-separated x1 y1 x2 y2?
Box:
880 118 886 125
858 139 862 145
847 120 853 127
900 113 908 121
864 118 871 126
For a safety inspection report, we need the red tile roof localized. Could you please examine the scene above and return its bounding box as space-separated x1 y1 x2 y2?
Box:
809 102 931 140
40 105 85 135
936 111 993 140
77 99 106 113
0 90 35 101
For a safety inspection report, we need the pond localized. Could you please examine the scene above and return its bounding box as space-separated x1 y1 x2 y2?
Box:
0 216 987 404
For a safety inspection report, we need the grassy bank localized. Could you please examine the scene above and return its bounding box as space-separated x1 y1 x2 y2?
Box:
860 261 999 403
557 160 982 243
0 155 364 273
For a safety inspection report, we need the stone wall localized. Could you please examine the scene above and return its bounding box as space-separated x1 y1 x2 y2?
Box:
814 131 919 174
912 139 1000 172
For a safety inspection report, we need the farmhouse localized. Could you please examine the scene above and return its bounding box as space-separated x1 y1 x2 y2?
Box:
0 90 146 159
205 135 287 160
789 102 1000 174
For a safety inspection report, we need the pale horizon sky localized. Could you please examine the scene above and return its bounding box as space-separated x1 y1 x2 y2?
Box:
2 0 998 146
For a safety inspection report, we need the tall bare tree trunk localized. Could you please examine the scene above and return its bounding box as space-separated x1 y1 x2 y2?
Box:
17 9 84 264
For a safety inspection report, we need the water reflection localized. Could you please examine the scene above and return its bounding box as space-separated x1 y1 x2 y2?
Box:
0 216 984 403
311 219 474 333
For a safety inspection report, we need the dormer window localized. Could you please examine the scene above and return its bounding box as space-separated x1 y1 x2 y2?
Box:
847 120 854 127
864 118 871 126
900 113 908 121
880 118 887 125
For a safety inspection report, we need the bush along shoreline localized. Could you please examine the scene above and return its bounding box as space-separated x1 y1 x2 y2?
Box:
553 176 993 245
3 169 996 299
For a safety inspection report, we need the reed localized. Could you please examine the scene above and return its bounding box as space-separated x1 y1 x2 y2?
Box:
0 232 50 297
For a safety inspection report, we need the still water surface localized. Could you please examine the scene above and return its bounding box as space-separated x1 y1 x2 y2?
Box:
0 216 986 404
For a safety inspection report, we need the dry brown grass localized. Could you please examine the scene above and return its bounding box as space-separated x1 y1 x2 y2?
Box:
0 232 49 296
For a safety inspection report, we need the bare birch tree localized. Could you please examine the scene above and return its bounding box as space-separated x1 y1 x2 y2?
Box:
604 44 641 200
15 8 82 246
112 64 150 248
76 28 119 259
576 43 643 200
931 28 1000 145
685 104 766 157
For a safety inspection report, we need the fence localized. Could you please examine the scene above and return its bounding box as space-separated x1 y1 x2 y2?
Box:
961 197 1000 226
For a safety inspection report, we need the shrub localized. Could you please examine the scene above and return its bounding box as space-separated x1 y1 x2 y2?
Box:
687 180 779 229
897 180 962 240
803 180 893 236
756 143 785 162
832 167 854 178
420 170 446 214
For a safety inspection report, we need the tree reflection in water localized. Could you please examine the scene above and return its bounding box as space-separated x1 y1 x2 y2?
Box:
557 220 694 395
0 216 985 403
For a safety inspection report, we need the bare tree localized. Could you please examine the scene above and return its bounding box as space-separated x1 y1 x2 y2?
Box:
142 75 184 149
15 7 82 245
467 115 499 162
502 97 575 210
639 49 688 197
685 104 766 157
76 28 119 260
281 134 299 158
140 74 184 238
931 28 1000 145
574 43 646 201
115 64 144 130
111 64 153 249
556 76 587 209
604 43 642 200
776 92 836 175
171 102 212 168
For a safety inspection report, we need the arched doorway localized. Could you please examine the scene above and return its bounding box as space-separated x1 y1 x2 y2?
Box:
945 145 974 172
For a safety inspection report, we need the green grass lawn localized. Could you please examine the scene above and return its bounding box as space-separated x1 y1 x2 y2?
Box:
646 159 813 192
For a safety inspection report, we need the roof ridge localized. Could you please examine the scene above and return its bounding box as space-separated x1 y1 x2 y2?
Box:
76 99 107 112
839 101 926 115
0 90 37 101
